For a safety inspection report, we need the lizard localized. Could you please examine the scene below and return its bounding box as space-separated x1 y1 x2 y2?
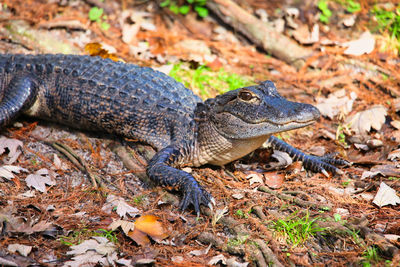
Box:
0 54 347 214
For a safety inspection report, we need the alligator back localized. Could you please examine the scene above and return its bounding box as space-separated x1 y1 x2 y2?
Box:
0 54 202 148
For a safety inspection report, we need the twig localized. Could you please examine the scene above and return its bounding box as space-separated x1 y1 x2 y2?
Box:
258 186 332 211
51 142 104 188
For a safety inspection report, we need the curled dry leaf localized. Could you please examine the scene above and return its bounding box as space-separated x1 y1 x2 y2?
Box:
316 89 356 119
0 136 23 164
345 105 387 136
0 165 28 180
25 168 56 193
133 215 168 242
269 150 292 169
111 215 168 246
212 206 228 227
373 182 400 207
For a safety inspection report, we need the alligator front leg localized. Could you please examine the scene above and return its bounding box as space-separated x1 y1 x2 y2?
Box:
0 76 38 127
147 145 213 215
267 136 350 176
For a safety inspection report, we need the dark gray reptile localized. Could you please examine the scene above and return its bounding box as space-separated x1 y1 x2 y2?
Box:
0 54 346 214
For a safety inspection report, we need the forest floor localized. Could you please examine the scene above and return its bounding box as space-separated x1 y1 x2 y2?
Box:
0 0 400 266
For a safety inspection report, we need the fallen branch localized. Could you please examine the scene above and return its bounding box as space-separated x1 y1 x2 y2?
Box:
206 0 311 68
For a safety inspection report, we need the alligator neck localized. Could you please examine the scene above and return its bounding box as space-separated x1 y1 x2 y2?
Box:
193 118 270 167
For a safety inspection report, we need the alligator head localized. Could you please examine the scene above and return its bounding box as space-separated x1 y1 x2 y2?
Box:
203 80 320 140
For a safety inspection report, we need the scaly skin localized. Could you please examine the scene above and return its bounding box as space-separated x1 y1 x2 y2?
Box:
0 54 347 214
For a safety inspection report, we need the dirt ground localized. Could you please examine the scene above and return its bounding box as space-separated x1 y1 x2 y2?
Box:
1 0 400 266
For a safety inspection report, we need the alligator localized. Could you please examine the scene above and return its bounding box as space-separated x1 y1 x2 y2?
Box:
0 54 347 214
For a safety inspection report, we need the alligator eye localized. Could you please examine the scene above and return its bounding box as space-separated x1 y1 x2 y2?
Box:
238 91 254 101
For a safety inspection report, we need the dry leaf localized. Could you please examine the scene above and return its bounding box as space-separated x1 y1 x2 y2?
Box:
316 89 357 119
25 168 56 193
189 244 211 256
7 244 32 257
212 206 228 227
0 165 28 180
102 194 140 218
232 193 244 199
128 227 151 246
12 220 53 234
65 237 118 267
388 149 400 161
345 105 387 136
269 150 292 168
133 215 168 242
343 31 375 56
264 173 285 189
292 24 319 45
0 136 23 164
370 164 400 178
68 236 116 255
109 219 135 235
373 182 400 207
246 173 264 185
208 254 227 265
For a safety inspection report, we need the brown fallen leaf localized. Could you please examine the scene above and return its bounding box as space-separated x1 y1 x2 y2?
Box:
133 215 168 242
12 220 53 235
128 228 151 246
264 173 285 189
110 215 168 246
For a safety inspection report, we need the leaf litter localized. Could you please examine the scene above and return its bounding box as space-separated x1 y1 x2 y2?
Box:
1 0 400 266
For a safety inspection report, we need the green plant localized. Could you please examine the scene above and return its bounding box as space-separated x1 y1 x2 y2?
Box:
169 63 253 98
361 246 382 266
344 0 361 13
58 228 118 246
337 0 361 13
227 234 249 247
333 213 342 222
95 228 118 243
372 5 400 40
88 6 110 31
270 211 326 247
235 209 248 219
133 195 146 204
160 0 208 18
341 179 352 187
318 0 332 23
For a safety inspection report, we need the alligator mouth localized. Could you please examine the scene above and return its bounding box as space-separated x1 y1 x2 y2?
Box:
266 119 315 133
211 112 317 140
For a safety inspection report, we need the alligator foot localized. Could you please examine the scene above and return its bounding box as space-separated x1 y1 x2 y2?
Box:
147 145 214 215
267 136 351 176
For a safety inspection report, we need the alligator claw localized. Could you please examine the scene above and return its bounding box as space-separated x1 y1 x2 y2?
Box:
179 182 212 215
